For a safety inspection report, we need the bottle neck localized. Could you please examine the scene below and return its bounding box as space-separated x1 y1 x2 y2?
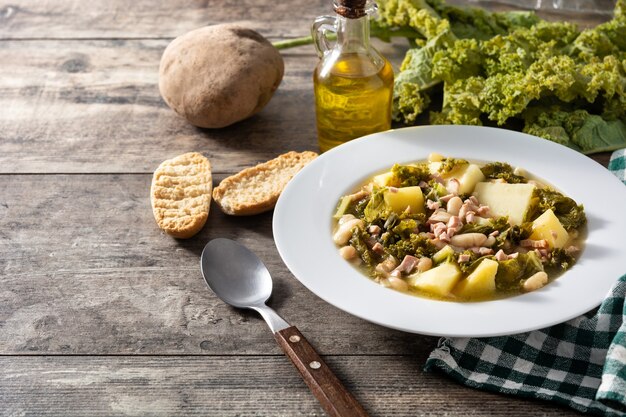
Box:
336 14 370 53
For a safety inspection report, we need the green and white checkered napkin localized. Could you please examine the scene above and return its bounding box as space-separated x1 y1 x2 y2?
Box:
609 149 626 185
426 274 626 416
426 152 626 416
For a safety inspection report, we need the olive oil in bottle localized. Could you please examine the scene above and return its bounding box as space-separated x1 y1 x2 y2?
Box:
312 0 394 152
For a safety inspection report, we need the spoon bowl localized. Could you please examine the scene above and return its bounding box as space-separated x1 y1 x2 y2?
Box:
201 238 272 308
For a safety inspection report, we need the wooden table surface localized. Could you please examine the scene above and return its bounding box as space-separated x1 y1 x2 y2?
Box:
0 1 613 416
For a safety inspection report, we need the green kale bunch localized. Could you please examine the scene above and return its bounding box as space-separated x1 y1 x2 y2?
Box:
379 0 626 154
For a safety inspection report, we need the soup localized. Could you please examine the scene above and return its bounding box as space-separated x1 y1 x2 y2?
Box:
332 153 586 302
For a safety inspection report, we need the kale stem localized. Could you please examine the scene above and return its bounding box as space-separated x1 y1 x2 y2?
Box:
272 36 316 50
272 27 423 50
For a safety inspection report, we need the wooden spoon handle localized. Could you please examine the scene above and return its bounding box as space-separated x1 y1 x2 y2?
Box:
275 326 370 417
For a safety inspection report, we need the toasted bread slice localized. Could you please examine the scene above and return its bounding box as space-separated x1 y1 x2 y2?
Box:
151 152 212 238
213 151 317 215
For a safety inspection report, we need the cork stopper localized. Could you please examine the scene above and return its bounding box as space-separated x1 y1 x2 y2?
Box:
334 0 367 18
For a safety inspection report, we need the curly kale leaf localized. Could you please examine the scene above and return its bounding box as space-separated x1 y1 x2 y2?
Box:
354 196 370 218
424 181 448 201
437 157 468 175
603 94 626 120
507 223 534 245
370 20 425 44
480 162 527 183
480 22 578 77
570 1 626 61
522 105 579 148
494 258 525 291
364 188 390 222
579 55 626 103
459 216 510 235
397 38 448 91
391 219 420 238
532 188 586 231
567 113 626 154
393 80 432 123
349 228 378 267
546 248 576 270
377 0 448 40
479 55 583 125
425 0 539 40
383 0 458 124
385 233 437 260
492 222 532 249
457 252 487 274
432 38 483 83
474 19 626 129
393 30 456 123
523 106 626 154
398 211 428 223
493 10 541 31
430 76 484 126
391 163 431 186
495 251 544 291
427 19 626 132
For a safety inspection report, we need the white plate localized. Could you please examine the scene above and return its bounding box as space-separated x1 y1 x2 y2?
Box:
273 126 626 337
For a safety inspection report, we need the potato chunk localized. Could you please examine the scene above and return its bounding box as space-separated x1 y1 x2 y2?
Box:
453 259 498 299
428 162 442 175
407 262 462 297
384 186 425 214
473 182 535 225
529 209 569 249
373 171 398 187
428 163 484 194
428 161 465 178
455 164 486 195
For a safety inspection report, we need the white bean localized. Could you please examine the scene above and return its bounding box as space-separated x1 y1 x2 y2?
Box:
458 204 469 221
446 196 463 216
428 152 444 162
431 238 447 250
417 257 432 272
449 233 487 248
333 219 363 245
484 236 496 247
339 246 357 260
375 257 398 275
429 210 452 223
446 179 460 195
523 271 548 292
338 214 356 225
387 277 409 292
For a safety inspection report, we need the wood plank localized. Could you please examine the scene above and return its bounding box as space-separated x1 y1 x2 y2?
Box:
0 356 579 416
0 0 329 39
0 0 608 40
0 174 432 355
0 39 317 174
0 39 410 174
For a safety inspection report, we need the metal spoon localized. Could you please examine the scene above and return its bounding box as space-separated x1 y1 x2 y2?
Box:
201 238 369 417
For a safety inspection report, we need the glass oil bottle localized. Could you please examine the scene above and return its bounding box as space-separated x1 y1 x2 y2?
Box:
312 0 394 152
